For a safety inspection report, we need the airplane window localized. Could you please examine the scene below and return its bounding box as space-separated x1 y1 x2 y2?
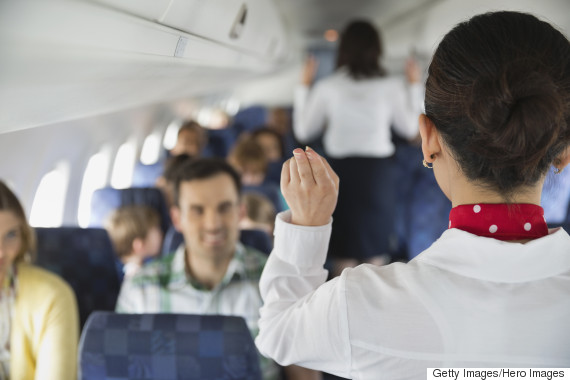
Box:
111 139 137 189
29 161 70 227
77 149 111 227
140 131 163 165
163 120 183 150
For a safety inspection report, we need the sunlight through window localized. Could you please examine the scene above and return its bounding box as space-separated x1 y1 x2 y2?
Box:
163 119 182 150
77 149 111 227
29 161 70 227
140 131 163 165
111 139 137 189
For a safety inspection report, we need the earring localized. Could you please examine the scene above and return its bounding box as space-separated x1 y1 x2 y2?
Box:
423 159 433 169
554 167 564 175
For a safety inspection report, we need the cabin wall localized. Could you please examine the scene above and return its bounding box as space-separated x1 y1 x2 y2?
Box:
0 104 176 225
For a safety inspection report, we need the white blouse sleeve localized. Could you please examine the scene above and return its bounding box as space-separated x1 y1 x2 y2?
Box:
255 211 352 378
293 82 328 143
390 81 425 140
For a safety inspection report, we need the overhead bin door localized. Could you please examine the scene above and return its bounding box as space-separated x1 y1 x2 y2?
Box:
87 0 288 61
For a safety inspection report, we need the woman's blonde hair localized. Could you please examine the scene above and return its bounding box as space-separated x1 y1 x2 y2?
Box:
0 180 36 263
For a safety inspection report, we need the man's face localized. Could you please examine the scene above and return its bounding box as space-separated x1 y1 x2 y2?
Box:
174 174 241 261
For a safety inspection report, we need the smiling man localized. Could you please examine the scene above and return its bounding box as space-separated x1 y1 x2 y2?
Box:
116 158 282 378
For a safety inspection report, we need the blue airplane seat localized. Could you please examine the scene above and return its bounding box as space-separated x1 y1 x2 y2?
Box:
35 227 121 329
131 161 165 187
161 226 273 256
232 105 268 133
264 160 285 186
161 226 184 256
240 229 273 255
78 312 261 380
89 187 171 234
243 183 286 213
202 128 238 158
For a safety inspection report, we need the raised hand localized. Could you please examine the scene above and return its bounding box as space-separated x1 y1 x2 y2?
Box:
405 58 421 84
302 56 319 86
281 147 339 226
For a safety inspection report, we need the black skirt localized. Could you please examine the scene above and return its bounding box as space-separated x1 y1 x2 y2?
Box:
328 156 397 261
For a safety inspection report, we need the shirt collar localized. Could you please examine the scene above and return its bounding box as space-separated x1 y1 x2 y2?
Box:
414 227 570 283
167 242 248 291
448 203 548 241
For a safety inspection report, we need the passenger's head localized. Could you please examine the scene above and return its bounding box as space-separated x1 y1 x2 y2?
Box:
105 205 163 262
268 108 291 136
251 128 284 162
228 135 268 186
170 120 207 157
240 192 276 235
423 11 570 199
0 181 35 282
336 20 387 79
171 158 242 261
156 153 194 208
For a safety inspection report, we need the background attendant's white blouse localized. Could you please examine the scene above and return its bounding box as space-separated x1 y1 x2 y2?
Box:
294 69 424 159
256 211 570 380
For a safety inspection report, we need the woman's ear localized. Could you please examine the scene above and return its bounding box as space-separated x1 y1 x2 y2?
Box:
132 237 144 255
418 114 442 163
557 145 570 170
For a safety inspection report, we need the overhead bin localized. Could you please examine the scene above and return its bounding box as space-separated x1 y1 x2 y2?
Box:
0 1 290 133
86 0 288 61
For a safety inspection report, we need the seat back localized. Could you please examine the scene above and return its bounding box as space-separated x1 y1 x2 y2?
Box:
202 128 237 158
243 183 286 212
89 187 171 233
35 227 121 328
239 229 273 255
162 226 273 256
131 161 164 187
78 312 261 380
232 105 268 133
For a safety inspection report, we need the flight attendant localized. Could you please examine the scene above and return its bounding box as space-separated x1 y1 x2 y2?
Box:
294 20 424 271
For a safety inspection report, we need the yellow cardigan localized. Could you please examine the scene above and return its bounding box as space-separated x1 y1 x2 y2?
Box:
10 264 79 380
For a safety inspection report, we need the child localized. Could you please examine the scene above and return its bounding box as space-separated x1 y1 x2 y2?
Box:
227 134 268 186
239 192 276 236
105 205 163 279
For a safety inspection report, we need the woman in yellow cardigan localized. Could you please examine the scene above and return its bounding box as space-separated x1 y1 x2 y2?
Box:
0 180 78 380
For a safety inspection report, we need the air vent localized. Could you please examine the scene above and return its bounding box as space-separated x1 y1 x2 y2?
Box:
229 3 247 39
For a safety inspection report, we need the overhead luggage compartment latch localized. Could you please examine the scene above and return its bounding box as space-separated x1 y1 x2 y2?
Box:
229 3 247 39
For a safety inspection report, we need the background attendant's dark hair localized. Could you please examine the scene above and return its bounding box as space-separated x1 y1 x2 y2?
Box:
335 20 387 79
173 158 242 206
425 11 570 196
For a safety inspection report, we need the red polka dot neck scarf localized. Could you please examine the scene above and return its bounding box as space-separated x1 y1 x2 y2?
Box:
448 204 549 241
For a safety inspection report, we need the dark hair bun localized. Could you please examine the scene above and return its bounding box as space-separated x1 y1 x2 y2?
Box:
467 68 565 175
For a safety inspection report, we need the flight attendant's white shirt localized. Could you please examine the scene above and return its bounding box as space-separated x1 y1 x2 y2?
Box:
256 211 570 379
294 69 424 159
